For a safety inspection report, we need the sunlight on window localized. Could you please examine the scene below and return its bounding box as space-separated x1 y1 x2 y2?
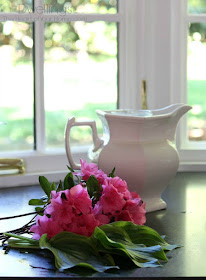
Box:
0 22 34 152
187 23 206 141
44 21 118 149
188 0 206 14
0 0 33 13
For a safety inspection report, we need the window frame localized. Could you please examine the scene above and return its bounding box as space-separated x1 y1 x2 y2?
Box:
144 0 206 171
178 0 206 170
0 0 145 187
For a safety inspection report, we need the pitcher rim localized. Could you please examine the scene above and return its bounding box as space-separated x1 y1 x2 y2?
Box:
96 104 192 120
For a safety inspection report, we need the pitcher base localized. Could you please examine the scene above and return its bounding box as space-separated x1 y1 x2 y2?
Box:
144 198 167 213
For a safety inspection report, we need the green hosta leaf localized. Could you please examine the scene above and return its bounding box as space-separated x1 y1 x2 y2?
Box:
28 199 45 206
5 221 179 272
39 232 118 272
93 222 179 268
108 167 116 178
86 175 101 203
103 221 179 251
93 226 129 252
39 176 51 198
93 227 163 268
128 244 167 263
64 172 74 190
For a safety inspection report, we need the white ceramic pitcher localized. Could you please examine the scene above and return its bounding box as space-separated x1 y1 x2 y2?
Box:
65 104 192 212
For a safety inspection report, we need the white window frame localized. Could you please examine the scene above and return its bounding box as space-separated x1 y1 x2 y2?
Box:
177 0 206 171
0 0 146 187
144 0 206 171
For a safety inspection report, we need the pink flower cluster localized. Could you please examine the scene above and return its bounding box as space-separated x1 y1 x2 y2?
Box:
30 160 146 240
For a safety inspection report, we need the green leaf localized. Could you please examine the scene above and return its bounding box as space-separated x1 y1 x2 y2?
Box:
56 180 63 192
128 244 167 263
39 176 51 198
92 222 179 268
35 207 44 216
5 221 179 272
108 167 115 178
39 232 118 272
64 172 74 190
93 227 162 268
67 165 74 173
28 199 45 206
104 221 179 251
50 182 56 191
86 175 101 203
66 165 81 183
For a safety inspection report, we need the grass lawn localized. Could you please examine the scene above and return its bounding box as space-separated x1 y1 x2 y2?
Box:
1 78 206 152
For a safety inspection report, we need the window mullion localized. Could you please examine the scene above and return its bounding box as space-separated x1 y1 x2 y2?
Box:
118 0 144 110
34 0 45 152
187 14 206 22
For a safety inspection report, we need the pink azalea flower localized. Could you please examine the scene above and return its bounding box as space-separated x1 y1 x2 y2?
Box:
93 176 146 225
94 213 111 225
92 202 110 225
130 191 141 200
120 199 146 225
30 215 63 240
69 184 92 214
76 159 107 185
64 213 100 237
107 176 131 199
31 185 100 239
98 183 126 215
115 209 133 222
45 190 73 226
31 160 146 240
45 200 73 226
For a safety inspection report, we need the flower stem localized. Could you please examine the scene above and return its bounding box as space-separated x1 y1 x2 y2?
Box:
0 212 40 244
4 233 37 243
0 211 38 221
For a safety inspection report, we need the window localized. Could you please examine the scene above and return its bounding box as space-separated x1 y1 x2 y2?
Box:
187 0 206 142
144 0 206 171
2 0 204 188
174 0 206 170
0 1 144 186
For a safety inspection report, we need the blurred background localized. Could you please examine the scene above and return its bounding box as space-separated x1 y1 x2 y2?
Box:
0 0 117 151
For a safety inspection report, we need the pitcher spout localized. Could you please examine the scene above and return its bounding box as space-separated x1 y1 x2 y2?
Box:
163 104 192 142
170 103 192 124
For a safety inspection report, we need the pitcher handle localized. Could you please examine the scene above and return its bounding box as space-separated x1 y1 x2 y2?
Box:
65 117 104 170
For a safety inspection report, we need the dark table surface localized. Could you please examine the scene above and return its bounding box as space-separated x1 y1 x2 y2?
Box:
0 172 206 279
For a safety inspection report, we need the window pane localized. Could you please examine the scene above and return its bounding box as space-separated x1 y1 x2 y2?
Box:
188 0 206 14
44 0 117 14
0 22 34 151
44 21 118 149
0 0 33 13
187 23 206 141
